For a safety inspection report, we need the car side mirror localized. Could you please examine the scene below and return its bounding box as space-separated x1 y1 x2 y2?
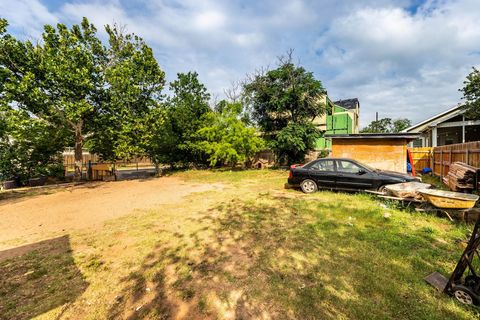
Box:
357 169 366 175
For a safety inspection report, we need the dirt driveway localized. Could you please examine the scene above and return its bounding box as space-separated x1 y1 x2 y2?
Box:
0 177 222 249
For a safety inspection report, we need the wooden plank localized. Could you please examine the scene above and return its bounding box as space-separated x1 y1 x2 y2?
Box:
91 164 111 171
441 210 454 222
425 272 448 292
377 195 425 203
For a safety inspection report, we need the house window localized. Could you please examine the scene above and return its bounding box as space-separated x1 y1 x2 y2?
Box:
437 126 462 146
465 125 480 142
412 138 423 147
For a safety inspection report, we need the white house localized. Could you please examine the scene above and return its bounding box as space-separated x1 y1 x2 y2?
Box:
403 104 480 147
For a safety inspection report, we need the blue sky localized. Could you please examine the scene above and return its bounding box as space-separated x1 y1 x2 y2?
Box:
1 0 479 127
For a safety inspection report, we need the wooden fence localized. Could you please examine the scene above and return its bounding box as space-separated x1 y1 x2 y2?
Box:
409 141 480 178
63 151 99 173
63 148 276 175
408 147 433 173
432 142 480 178
62 148 154 177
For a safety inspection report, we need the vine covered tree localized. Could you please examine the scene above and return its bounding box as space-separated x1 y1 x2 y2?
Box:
243 52 327 164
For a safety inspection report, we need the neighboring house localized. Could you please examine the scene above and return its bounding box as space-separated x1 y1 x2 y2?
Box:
403 104 480 147
314 97 360 149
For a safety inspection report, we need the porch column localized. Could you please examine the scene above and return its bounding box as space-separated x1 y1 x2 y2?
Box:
432 126 437 147
462 115 465 143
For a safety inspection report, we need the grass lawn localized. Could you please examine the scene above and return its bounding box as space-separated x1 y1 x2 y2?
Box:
1 170 479 319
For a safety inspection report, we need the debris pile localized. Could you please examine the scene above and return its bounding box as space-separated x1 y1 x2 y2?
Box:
384 182 431 199
443 162 478 192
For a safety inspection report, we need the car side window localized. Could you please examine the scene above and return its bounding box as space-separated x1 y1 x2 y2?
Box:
310 160 335 172
337 160 363 173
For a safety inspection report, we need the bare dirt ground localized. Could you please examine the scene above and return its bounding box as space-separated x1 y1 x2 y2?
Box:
0 177 222 251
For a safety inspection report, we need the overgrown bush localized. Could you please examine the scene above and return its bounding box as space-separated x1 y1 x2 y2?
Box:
196 101 264 167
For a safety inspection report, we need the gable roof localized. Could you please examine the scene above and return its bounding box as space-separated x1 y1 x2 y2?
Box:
403 104 464 133
333 98 359 110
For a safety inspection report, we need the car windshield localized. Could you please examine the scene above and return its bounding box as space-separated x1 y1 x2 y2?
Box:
354 161 377 171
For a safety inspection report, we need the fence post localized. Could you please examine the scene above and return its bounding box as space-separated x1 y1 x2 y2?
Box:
431 148 434 174
466 149 469 165
440 149 443 179
87 160 92 181
448 149 452 176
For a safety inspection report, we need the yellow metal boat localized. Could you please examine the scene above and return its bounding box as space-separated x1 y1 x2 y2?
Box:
418 189 479 209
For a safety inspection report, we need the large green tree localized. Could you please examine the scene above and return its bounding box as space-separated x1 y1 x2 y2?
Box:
461 67 480 119
165 71 211 166
243 54 326 164
196 101 264 167
0 18 165 179
141 106 177 173
86 24 165 162
0 18 105 178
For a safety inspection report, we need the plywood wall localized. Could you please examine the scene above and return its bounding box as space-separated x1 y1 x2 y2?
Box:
331 139 407 173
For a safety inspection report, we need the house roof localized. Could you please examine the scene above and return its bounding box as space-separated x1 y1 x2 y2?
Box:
333 98 359 110
325 133 420 140
402 104 464 133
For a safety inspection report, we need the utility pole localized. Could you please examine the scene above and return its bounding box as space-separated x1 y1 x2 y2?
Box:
375 112 378 122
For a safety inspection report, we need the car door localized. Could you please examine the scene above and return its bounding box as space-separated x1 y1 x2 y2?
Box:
335 160 374 190
308 159 336 188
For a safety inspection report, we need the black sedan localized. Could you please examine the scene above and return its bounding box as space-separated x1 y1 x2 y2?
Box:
287 158 420 193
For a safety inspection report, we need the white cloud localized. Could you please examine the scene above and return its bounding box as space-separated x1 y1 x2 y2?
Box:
2 0 479 128
192 10 226 30
233 32 263 47
0 0 57 38
316 0 480 125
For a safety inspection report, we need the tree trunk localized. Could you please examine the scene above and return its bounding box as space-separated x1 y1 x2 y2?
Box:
74 123 83 181
154 162 161 177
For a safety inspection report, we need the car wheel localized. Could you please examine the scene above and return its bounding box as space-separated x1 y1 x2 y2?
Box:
452 285 479 305
300 179 318 194
378 185 389 195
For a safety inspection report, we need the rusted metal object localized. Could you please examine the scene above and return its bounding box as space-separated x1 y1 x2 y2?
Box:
425 216 480 305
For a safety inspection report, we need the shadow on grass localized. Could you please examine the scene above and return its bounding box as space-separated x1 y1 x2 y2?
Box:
0 189 58 204
0 235 88 320
108 195 478 319
107 245 179 320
